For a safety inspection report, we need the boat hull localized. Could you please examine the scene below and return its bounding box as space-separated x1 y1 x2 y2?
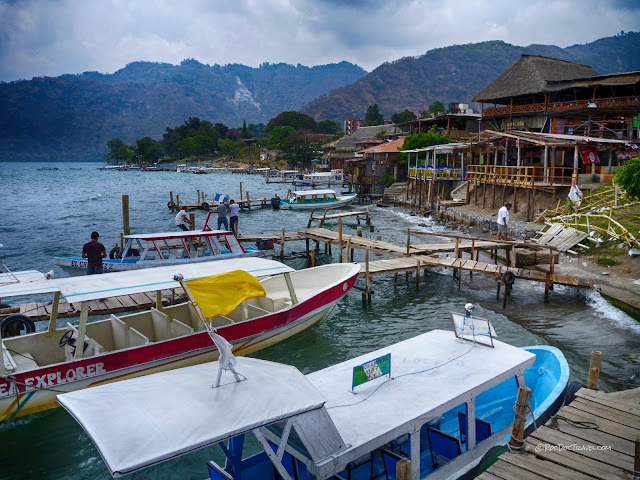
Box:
0 265 359 420
53 249 273 272
281 194 357 210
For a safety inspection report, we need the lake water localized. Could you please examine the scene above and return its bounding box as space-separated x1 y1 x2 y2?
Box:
0 162 638 479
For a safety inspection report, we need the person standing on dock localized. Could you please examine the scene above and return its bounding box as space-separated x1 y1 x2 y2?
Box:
217 201 229 231
229 199 239 235
175 206 191 231
82 231 107 275
496 202 512 241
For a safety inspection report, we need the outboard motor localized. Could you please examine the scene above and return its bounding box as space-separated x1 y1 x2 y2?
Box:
256 238 275 250
271 195 281 210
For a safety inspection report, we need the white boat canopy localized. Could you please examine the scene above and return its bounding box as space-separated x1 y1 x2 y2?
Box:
58 357 328 477
123 229 230 240
0 258 293 301
292 189 337 196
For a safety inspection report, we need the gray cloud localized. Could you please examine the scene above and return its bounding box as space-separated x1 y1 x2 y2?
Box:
0 0 638 81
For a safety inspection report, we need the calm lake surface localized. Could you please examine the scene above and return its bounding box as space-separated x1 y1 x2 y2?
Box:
0 162 638 479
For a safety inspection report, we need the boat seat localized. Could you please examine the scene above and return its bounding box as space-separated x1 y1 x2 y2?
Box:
64 322 105 358
2 343 17 373
458 412 492 445
209 315 234 328
246 304 269 318
109 316 150 349
381 449 403 480
427 427 462 469
12 351 39 372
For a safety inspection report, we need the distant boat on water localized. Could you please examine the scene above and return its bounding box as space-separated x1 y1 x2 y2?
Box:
37 167 58 171
69 167 82 171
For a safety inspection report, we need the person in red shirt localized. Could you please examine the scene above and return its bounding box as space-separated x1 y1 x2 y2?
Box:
82 231 107 275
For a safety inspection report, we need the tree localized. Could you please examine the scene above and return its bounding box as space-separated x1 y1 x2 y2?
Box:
391 109 417 124
364 104 384 126
218 138 244 157
106 138 124 163
447 102 459 114
237 146 261 165
214 123 229 138
117 144 135 163
136 137 163 164
615 156 640 199
266 111 317 133
428 101 445 117
398 126 454 164
241 120 250 139
316 119 341 135
267 125 295 150
281 131 316 169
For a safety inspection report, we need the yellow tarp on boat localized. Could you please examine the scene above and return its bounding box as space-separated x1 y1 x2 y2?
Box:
184 270 266 319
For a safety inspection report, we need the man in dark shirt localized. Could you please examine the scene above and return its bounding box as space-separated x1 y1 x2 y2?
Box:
82 231 107 275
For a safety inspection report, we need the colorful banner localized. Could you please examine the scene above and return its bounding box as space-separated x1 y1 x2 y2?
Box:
352 353 391 391
579 147 599 164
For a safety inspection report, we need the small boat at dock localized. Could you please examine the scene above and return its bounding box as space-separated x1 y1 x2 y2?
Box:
53 229 272 273
0 258 360 421
280 189 357 210
57 315 569 479
292 169 345 187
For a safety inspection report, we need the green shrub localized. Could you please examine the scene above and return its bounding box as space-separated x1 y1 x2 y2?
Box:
595 257 619 266
615 157 640 200
381 174 395 188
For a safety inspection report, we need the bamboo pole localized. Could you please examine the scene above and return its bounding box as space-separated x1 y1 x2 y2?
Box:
587 351 602 390
508 386 532 451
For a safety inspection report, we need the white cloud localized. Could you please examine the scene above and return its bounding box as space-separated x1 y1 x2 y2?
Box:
0 0 638 81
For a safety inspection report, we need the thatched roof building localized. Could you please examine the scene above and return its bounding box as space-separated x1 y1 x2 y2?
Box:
473 55 599 104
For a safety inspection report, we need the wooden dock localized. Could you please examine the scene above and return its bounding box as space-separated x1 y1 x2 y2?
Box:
477 387 640 480
2 289 186 323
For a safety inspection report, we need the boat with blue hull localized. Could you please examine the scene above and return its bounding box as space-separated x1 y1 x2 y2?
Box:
58 315 569 480
53 229 272 272
281 189 357 210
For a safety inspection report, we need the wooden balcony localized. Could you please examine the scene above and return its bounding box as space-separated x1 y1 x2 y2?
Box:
465 165 573 189
482 94 640 118
408 167 464 181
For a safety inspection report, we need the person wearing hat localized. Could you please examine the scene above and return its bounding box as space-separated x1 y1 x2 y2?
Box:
82 231 107 275
175 206 192 231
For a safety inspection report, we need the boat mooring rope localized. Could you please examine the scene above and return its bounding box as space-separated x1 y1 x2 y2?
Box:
507 400 537 452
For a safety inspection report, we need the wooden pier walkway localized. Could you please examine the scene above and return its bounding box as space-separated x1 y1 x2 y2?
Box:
477 387 640 480
4 289 186 323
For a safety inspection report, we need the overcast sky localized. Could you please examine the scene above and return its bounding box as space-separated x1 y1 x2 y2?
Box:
1 0 639 82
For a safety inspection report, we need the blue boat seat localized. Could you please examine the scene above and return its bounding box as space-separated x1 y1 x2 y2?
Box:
208 461 233 480
381 449 403 480
426 427 462 469
457 412 492 445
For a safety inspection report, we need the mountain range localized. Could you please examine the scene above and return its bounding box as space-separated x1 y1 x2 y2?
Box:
1 32 639 162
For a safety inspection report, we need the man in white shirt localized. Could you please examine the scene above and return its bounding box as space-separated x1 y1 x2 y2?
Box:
229 199 240 235
496 203 512 240
175 206 191 231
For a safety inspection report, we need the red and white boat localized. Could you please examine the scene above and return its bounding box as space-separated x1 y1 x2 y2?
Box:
0 258 360 421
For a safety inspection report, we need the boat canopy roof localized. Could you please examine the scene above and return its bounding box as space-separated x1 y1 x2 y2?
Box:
0 258 293 301
58 357 326 477
123 230 231 240
307 329 536 469
292 189 337 196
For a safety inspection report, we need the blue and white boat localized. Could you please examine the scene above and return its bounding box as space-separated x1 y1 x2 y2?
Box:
281 189 357 210
53 229 272 273
58 315 569 480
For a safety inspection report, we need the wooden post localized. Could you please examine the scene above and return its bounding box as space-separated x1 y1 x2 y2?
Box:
396 458 411 480
246 191 251 211
189 213 195 231
366 250 372 305
470 239 475 278
197 189 201 204
634 437 640 480
406 230 411 256
310 250 316 267
169 191 174 211
122 195 130 236
587 351 602 390
176 194 180 210
338 217 343 263
48 291 61 333
156 290 163 311
416 258 420 291
344 237 351 263
239 182 243 200
280 228 285 261
508 386 532 451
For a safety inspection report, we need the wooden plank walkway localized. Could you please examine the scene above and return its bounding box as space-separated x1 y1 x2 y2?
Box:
237 232 306 244
411 240 511 254
355 255 593 289
535 224 589 252
477 387 640 480
303 228 421 256
3 289 187 323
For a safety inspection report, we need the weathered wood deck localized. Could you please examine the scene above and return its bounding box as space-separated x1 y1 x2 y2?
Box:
477 387 640 480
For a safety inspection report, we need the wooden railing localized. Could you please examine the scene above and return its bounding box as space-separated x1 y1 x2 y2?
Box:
408 166 464 181
482 94 640 117
465 165 572 187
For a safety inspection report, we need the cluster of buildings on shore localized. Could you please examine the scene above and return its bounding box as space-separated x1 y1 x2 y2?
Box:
324 55 639 199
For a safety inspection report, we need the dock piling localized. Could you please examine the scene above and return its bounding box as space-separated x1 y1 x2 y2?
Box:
189 213 195 231
587 350 602 390
634 437 640 480
508 385 532 451
396 458 411 480
122 195 130 236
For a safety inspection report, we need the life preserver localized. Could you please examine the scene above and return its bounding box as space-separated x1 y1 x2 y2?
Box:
109 247 120 259
201 202 210 211
167 201 174 209
0 314 36 338
501 270 516 285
